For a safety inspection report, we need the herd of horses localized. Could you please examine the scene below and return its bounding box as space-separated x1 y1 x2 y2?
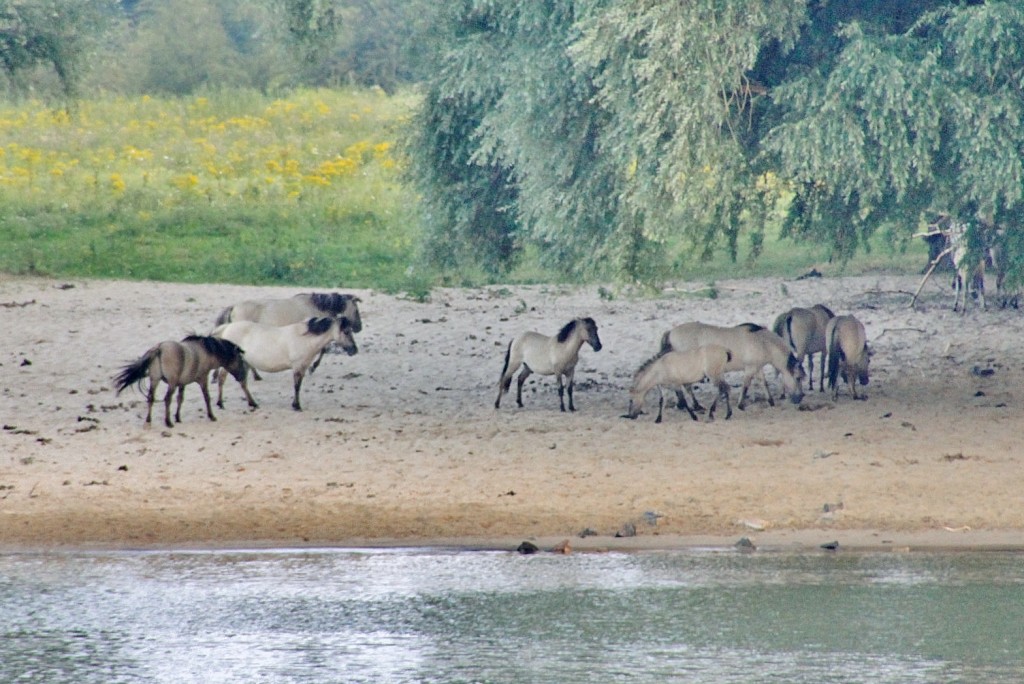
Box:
496 303 871 424
113 289 870 429
114 293 362 428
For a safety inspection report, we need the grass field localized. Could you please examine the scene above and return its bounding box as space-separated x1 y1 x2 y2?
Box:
0 88 924 295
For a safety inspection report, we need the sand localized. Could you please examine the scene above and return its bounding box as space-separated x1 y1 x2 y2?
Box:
1 272 1022 553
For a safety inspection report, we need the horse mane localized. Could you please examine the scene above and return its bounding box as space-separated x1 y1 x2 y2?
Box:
305 317 335 335
634 350 668 378
659 331 673 354
736 322 764 332
309 292 355 315
556 319 578 343
183 334 242 362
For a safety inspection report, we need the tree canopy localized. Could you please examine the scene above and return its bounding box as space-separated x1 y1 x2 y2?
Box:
407 0 1024 285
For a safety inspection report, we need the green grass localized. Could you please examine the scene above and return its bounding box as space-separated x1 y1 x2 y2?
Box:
0 87 923 292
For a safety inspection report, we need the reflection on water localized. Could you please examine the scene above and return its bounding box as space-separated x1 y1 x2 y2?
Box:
1 548 1022 683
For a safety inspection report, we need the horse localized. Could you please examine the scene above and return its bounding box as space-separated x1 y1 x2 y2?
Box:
213 316 358 411
660 322 805 410
495 317 602 412
825 315 870 400
771 304 835 394
113 335 254 428
622 345 733 423
215 292 363 331
215 292 363 376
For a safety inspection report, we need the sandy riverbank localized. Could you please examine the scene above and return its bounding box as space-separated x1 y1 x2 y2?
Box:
1 273 1021 552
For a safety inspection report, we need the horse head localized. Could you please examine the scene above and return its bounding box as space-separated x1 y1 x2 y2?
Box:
333 316 359 356
581 317 602 352
194 335 248 382
784 352 805 404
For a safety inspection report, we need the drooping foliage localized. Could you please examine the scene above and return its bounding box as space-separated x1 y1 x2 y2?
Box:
408 0 1024 286
766 1 1024 278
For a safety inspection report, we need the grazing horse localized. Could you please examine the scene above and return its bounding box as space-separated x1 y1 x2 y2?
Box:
214 316 358 411
113 335 253 428
215 292 363 376
661 322 805 410
622 345 733 423
825 315 870 400
772 304 834 394
495 317 602 412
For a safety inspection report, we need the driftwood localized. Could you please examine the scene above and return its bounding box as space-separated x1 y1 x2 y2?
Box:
908 245 954 308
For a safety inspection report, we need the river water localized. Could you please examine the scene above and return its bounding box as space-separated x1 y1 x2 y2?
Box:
2 547 1022 683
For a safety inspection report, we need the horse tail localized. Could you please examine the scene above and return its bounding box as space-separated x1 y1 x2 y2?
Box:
784 314 798 353
214 306 233 327
659 330 673 355
499 341 513 392
113 347 158 395
826 324 841 390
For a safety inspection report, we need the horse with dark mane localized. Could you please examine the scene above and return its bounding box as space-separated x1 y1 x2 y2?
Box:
772 304 834 394
214 292 362 376
215 292 363 331
495 317 602 412
213 316 357 411
661 322 805 410
113 335 252 428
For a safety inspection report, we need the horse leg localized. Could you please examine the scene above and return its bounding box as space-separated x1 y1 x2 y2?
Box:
817 352 826 392
557 375 567 412
216 368 227 408
761 370 775 407
515 365 532 408
655 389 665 423
677 385 704 412
565 369 576 412
144 382 157 425
676 388 697 421
174 385 187 425
198 379 217 421
719 380 733 420
309 349 326 375
737 372 754 410
162 385 175 428
238 370 258 409
292 370 304 411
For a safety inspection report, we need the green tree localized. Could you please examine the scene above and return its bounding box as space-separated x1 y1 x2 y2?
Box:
408 0 1024 286
765 1 1024 284
0 0 117 102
